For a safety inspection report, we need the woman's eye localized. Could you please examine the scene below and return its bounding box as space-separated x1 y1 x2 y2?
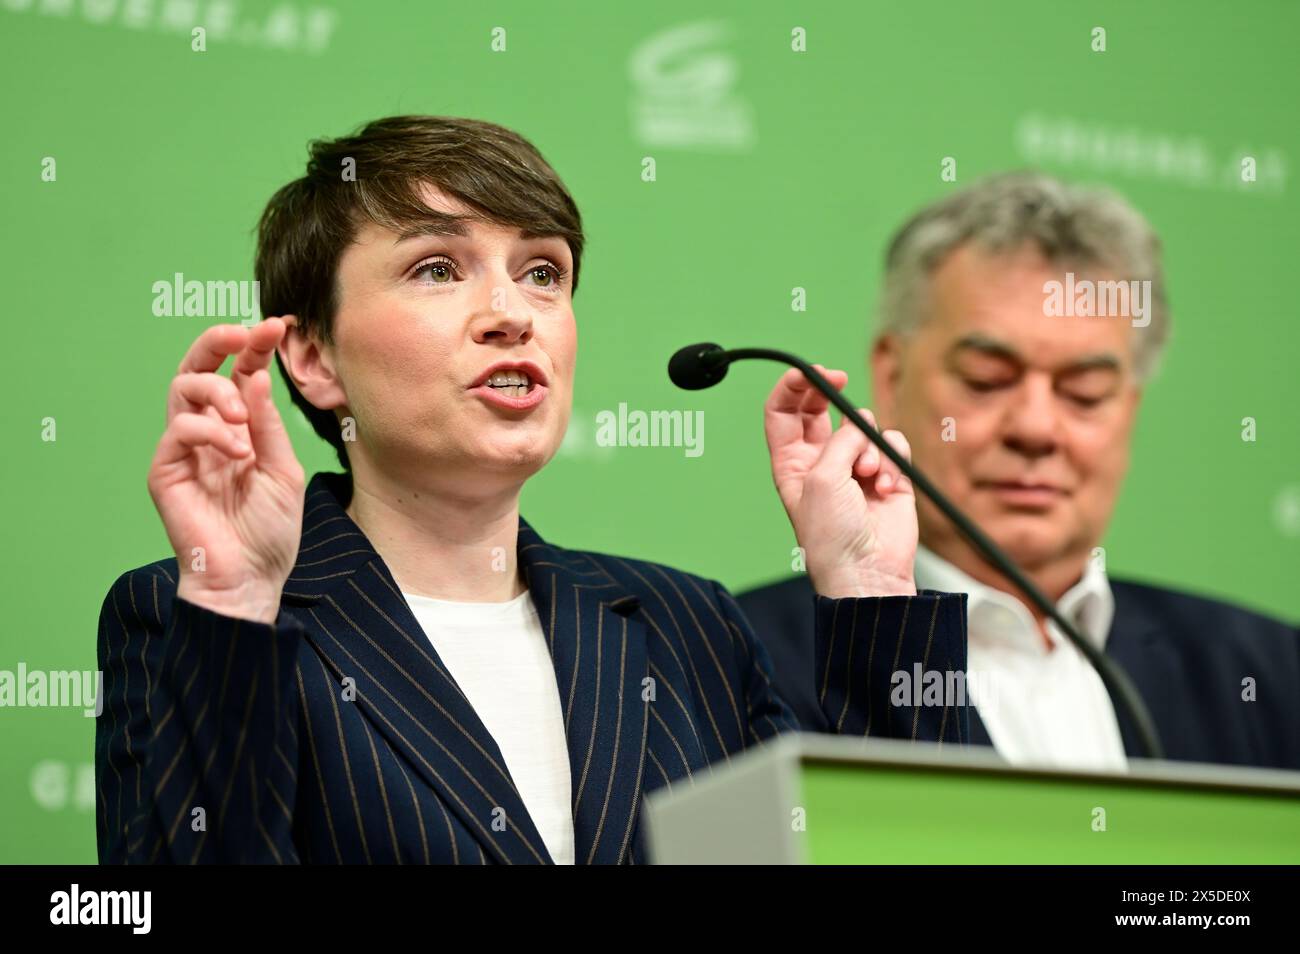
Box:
413 258 456 284
964 378 1006 393
528 266 555 287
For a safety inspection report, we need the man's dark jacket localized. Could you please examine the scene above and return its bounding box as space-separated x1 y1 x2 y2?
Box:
738 574 1300 769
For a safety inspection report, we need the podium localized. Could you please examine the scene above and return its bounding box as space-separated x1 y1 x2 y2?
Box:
643 734 1300 864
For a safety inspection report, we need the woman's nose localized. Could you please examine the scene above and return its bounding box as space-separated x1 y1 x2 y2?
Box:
468 280 533 344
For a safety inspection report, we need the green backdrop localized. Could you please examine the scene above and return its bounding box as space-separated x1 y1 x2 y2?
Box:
1 0 1296 862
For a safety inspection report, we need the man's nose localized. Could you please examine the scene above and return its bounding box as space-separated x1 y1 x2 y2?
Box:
1001 374 1060 458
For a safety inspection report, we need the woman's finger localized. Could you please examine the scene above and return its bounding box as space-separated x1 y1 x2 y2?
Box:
874 428 913 496
236 368 301 477
806 405 876 490
168 372 248 424
154 411 252 468
232 317 287 377
176 324 250 375
795 365 849 418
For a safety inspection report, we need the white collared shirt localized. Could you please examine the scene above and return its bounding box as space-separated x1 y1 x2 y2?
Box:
914 547 1128 771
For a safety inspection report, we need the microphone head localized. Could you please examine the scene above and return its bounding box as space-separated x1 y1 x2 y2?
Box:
668 343 729 390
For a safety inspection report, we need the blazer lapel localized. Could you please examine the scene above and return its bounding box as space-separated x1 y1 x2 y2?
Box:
1103 586 1166 759
518 519 650 865
281 473 548 865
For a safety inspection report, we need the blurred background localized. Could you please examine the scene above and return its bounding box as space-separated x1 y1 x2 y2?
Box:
1 0 1296 862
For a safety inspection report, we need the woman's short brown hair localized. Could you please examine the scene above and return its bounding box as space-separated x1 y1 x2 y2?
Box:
254 115 586 469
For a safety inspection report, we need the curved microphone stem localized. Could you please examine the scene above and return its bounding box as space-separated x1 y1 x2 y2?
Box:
719 346 1164 761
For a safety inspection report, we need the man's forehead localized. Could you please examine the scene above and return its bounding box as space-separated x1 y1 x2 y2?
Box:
936 297 1135 352
926 244 1135 367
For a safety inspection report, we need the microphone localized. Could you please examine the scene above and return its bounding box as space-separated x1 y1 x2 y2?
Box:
669 341 1164 761
668 342 729 390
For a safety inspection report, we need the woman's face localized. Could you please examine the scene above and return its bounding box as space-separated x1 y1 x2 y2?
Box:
321 184 577 495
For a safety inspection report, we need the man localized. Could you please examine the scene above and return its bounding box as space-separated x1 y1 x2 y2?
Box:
740 172 1299 771
96 116 967 865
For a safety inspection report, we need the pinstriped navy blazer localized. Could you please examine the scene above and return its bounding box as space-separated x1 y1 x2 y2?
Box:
96 471 969 864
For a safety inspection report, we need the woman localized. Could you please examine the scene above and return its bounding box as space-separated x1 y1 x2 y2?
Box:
96 116 967 864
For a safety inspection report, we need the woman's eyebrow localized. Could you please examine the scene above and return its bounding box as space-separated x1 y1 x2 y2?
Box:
390 221 568 253
393 217 472 243
517 229 567 242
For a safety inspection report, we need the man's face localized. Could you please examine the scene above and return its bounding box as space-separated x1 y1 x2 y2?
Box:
317 184 576 493
872 243 1143 578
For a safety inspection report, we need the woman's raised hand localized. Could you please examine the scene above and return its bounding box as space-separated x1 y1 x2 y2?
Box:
147 319 307 624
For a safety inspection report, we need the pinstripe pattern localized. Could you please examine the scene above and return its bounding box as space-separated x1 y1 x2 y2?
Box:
96 472 968 864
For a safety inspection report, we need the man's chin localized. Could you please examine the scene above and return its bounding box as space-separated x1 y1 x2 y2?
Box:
984 514 1075 569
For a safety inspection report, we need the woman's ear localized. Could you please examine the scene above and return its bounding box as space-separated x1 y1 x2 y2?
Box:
276 314 347 411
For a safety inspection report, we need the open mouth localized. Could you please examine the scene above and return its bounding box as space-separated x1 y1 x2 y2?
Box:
469 362 549 411
484 370 534 397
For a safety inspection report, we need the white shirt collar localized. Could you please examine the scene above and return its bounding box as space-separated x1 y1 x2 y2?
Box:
913 546 1115 655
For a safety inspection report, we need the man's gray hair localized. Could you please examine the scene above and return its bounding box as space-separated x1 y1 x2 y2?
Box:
879 171 1170 380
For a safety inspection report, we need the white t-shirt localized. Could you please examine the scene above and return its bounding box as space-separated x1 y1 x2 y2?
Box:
401 587 576 865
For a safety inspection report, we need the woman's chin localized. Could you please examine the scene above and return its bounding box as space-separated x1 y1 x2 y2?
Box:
470 440 554 477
